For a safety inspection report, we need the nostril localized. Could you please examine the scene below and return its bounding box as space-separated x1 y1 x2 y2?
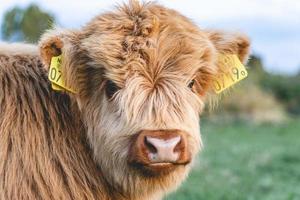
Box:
144 137 157 153
174 139 182 152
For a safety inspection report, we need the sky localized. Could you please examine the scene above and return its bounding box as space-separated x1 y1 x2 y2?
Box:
0 0 300 75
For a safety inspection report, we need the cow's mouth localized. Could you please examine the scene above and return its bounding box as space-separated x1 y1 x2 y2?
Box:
129 160 190 176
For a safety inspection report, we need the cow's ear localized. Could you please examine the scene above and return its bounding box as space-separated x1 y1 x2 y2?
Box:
207 30 250 64
193 31 250 97
39 29 80 69
39 29 82 94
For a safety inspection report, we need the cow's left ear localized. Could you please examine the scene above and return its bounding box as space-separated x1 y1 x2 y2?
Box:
207 30 251 64
192 31 250 97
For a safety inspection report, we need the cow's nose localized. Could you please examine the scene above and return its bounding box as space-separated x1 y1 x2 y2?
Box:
129 130 190 167
145 135 181 163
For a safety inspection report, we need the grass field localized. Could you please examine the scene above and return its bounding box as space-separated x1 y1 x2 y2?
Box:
165 119 300 200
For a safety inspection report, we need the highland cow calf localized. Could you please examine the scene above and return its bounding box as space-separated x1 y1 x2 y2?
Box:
0 1 250 200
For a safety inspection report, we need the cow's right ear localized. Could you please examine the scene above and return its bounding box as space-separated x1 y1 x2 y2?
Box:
39 29 80 69
39 29 82 95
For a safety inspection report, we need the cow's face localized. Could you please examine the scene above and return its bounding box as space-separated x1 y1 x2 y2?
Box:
40 1 250 198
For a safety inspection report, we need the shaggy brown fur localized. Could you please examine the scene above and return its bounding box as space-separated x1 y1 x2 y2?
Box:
0 1 250 200
0 46 111 199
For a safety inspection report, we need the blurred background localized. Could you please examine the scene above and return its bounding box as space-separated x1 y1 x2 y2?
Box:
0 0 299 199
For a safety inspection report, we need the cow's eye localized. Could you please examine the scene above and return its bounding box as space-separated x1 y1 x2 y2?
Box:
188 79 195 89
105 80 120 99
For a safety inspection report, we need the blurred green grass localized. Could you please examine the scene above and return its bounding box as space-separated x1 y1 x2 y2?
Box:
165 119 300 200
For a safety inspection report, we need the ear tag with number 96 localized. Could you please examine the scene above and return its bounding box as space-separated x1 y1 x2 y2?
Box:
48 55 76 93
213 54 248 94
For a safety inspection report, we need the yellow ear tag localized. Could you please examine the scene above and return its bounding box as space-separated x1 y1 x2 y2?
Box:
213 54 248 94
48 55 76 93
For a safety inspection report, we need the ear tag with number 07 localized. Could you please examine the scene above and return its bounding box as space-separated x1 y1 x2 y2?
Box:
48 55 76 93
213 54 248 94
